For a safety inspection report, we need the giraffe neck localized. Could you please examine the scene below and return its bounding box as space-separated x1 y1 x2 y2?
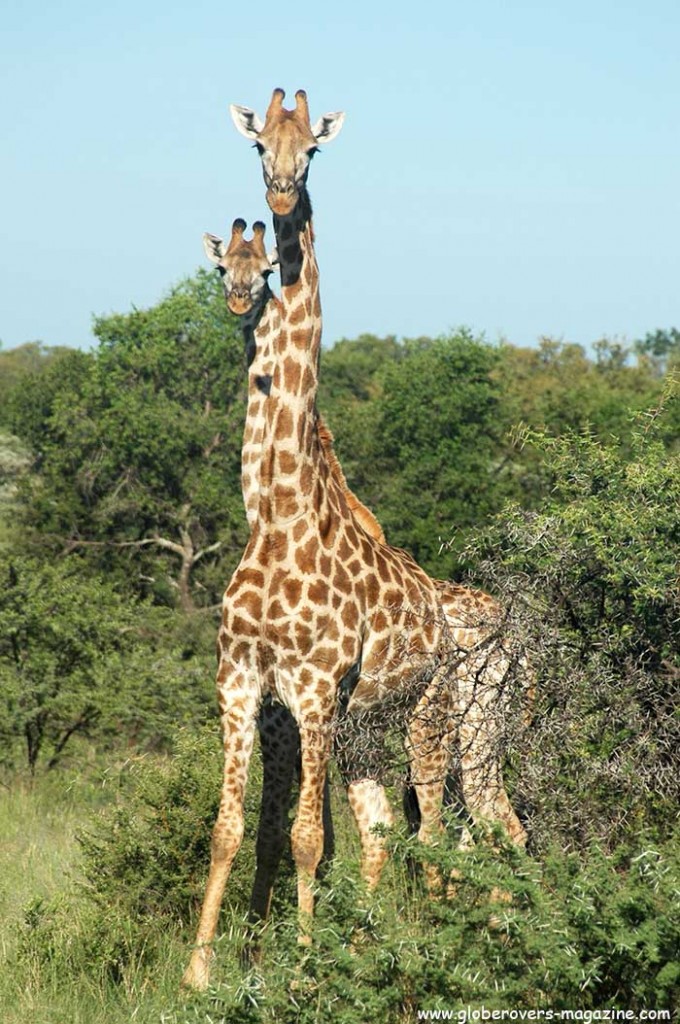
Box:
240 278 387 542
258 187 323 524
240 286 282 530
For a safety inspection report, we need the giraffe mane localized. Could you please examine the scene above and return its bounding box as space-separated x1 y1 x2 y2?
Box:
316 416 386 544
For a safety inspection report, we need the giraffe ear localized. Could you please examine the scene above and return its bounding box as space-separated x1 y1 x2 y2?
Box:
230 104 264 140
310 111 345 144
203 233 227 264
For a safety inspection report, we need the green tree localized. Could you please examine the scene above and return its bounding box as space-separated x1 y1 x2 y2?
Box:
0 342 74 427
364 331 508 577
7 270 247 608
634 326 680 374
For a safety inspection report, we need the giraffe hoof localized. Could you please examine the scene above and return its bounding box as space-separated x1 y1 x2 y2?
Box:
180 950 212 991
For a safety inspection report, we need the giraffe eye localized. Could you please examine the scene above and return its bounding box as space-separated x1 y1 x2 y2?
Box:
254 142 265 156
217 266 226 277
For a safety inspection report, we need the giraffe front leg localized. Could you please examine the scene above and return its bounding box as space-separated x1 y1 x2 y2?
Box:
182 680 258 991
290 723 332 944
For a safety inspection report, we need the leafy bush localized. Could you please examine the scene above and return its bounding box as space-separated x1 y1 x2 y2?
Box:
466 402 680 850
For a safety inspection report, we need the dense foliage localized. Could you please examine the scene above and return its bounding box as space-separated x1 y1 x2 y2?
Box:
468 412 680 851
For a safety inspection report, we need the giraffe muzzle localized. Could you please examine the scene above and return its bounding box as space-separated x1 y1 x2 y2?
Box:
227 291 253 316
267 179 298 216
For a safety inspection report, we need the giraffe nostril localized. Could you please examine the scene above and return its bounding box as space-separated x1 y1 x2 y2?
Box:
272 179 295 195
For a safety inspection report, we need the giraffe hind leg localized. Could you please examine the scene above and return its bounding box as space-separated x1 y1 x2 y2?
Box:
457 650 526 847
405 668 453 894
335 704 394 890
247 701 299 934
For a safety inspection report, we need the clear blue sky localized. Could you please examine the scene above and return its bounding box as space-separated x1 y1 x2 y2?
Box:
2 0 679 353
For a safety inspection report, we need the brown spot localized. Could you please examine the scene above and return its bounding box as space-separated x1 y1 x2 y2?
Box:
283 577 303 607
257 544 270 567
268 532 289 562
318 553 331 576
300 463 313 492
313 646 337 669
360 539 376 565
291 328 309 350
295 535 318 574
283 356 302 391
342 637 357 659
334 562 351 594
323 618 340 641
277 450 297 475
273 484 299 517
268 599 286 619
276 407 295 439
234 589 263 620
270 568 287 591
294 622 313 655
308 578 329 605
277 631 297 651
366 573 380 604
230 614 256 636
337 535 353 562
377 557 392 583
342 602 358 630
293 519 307 541
345 525 359 547
347 558 362 577
373 609 388 632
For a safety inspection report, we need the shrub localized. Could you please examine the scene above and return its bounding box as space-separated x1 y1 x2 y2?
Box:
465 405 680 851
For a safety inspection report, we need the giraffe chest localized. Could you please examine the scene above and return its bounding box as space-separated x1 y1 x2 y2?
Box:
219 532 365 701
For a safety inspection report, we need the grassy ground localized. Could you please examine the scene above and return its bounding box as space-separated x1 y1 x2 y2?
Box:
0 761 365 1024
1 770 183 1022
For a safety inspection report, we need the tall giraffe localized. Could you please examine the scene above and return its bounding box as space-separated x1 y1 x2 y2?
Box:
182 90 462 990
203 218 387 928
229 88 526 859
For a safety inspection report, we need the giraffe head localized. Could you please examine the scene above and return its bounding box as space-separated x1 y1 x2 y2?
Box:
230 88 344 216
203 219 277 316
